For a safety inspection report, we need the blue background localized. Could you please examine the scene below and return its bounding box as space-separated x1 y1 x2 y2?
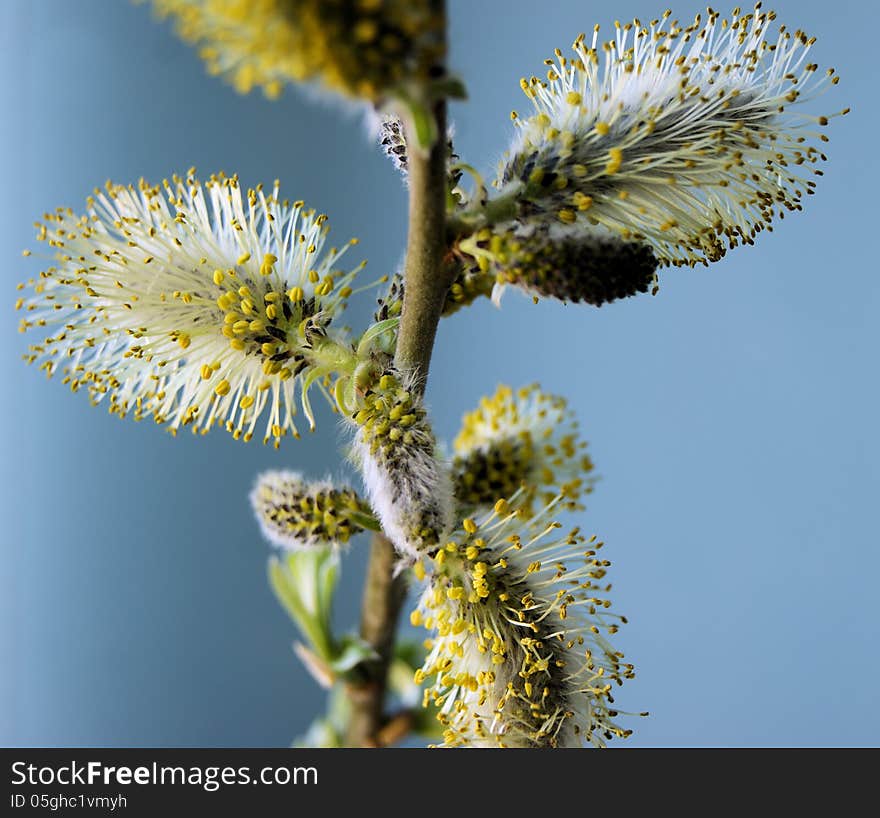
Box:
1 0 876 747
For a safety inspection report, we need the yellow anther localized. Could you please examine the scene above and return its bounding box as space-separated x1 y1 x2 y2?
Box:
494 499 509 515
605 147 623 174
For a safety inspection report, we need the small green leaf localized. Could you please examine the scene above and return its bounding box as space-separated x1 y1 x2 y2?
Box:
268 556 310 631
268 549 339 662
315 549 341 621
356 317 399 357
330 636 379 674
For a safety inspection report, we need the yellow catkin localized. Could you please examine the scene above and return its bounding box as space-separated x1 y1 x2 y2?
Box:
155 0 446 102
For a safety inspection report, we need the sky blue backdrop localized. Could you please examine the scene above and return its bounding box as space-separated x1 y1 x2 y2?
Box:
1 0 876 747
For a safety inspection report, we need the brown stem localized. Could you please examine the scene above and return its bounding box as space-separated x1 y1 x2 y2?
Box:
394 106 452 391
344 533 408 747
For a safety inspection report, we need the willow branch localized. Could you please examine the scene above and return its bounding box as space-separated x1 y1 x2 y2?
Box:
344 533 409 747
393 96 452 392
343 103 449 742
345 1 450 748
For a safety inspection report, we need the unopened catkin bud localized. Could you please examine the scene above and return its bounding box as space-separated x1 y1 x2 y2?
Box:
488 227 658 307
374 262 492 324
251 470 376 549
352 370 453 561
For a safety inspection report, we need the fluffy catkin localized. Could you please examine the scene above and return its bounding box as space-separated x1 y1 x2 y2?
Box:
413 497 639 747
